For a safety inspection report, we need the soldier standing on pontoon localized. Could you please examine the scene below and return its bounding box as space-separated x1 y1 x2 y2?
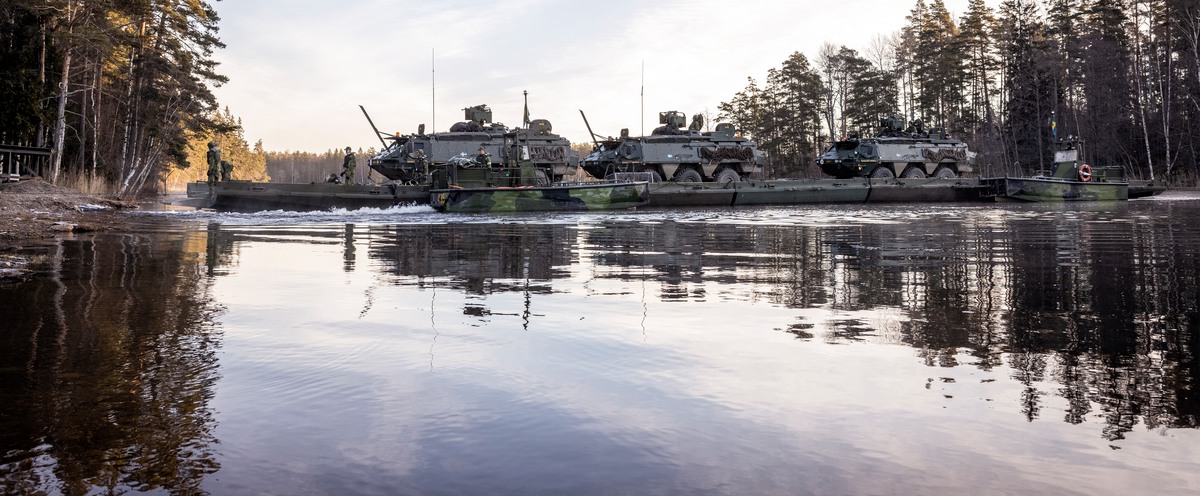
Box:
342 146 356 185
206 142 221 187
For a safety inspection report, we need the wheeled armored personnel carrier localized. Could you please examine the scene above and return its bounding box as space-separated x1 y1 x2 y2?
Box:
817 116 975 179
368 104 579 184
580 111 765 183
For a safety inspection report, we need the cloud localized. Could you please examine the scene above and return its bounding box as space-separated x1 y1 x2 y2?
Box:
213 0 981 151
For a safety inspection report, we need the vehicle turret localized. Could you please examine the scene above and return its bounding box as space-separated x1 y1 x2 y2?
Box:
464 104 491 124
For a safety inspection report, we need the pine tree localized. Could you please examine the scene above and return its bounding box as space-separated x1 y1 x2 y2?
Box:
0 0 228 196
116 0 229 196
771 52 825 176
958 0 999 139
0 1 54 146
997 0 1054 173
841 48 898 134
914 0 965 131
1077 0 1133 172
897 0 928 123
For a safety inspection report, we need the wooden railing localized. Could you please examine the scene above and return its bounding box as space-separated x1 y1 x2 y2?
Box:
0 144 51 180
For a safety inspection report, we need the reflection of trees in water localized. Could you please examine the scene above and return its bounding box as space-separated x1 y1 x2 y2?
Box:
0 234 221 493
359 212 1197 440
837 213 1197 438
1004 213 1200 438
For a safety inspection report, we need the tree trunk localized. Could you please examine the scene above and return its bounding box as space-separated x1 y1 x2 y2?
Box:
92 56 101 179
77 54 88 174
1132 7 1155 181
37 20 47 147
51 47 71 183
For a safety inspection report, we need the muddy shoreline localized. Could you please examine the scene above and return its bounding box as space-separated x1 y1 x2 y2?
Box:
0 179 142 279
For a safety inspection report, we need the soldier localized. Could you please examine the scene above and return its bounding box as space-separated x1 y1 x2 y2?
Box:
206 142 221 187
220 159 233 181
475 146 491 167
413 149 428 177
342 146 356 185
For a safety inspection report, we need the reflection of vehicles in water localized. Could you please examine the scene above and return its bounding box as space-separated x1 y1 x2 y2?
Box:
429 151 650 213
817 116 975 179
367 104 579 184
580 110 765 184
982 138 1129 201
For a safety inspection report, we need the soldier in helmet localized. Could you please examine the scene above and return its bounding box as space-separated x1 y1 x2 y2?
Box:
475 146 491 167
206 142 221 187
342 146 356 185
413 149 428 177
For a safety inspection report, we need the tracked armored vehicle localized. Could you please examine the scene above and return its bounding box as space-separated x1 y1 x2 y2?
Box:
817 116 975 179
580 111 765 183
368 104 578 184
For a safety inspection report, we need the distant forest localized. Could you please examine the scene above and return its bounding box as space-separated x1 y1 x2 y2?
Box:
264 148 378 185
5 1 1200 194
719 0 1200 181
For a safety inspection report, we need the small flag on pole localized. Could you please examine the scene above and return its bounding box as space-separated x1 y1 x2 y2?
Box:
523 90 530 127
1050 112 1057 138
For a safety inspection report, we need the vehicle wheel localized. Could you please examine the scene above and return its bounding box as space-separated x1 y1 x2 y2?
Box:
900 167 926 178
534 169 550 186
715 168 741 184
641 169 665 183
674 168 703 183
869 166 895 178
933 166 957 178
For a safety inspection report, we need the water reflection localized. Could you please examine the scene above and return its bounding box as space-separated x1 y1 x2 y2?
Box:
1 199 1197 494
361 204 1198 441
0 233 221 493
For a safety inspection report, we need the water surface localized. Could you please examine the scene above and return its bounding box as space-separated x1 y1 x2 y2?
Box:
2 194 1199 495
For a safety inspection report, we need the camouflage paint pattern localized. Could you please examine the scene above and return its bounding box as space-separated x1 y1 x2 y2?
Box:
431 182 650 213
982 139 1131 202
992 177 1129 202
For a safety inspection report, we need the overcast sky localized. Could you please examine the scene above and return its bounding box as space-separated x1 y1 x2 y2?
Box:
212 0 983 152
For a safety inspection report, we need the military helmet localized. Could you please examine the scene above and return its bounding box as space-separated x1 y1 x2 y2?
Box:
345 146 352 152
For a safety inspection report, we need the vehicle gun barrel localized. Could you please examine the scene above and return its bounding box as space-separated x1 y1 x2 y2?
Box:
579 109 599 149
359 105 389 150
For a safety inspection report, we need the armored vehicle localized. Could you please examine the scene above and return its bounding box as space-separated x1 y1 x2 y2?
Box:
580 111 765 183
368 104 578 184
817 116 975 179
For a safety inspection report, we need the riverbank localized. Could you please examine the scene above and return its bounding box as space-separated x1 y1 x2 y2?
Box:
0 178 139 279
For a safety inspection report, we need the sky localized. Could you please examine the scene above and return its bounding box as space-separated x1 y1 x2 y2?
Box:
211 0 982 153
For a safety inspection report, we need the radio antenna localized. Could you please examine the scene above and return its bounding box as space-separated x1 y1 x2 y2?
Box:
432 48 436 133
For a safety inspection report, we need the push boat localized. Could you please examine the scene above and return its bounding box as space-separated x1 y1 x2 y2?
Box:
981 138 1130 202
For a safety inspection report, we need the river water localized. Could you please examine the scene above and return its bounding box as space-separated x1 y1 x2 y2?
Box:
2 193 1199 495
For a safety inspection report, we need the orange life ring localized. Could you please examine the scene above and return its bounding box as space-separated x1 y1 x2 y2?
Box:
1078 164 1092 182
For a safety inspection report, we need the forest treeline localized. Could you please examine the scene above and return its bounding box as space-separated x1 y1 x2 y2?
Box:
264 148 377 184
0 0 245 195
2 1 538 192
7 0 1200 193
718 0 1200 182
